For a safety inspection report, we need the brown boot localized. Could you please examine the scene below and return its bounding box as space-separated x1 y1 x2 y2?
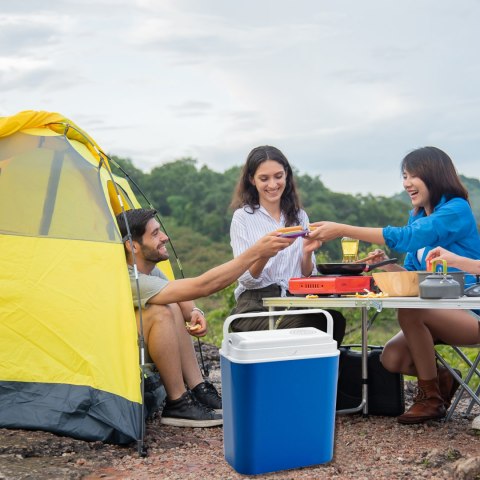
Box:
397 378 446 425
437 365 461 409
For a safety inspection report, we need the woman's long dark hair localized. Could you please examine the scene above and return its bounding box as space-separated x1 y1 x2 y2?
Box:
230 145 302 226
401 146 469 213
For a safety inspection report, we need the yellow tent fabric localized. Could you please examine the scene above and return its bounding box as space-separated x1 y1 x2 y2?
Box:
0 110 164 443
0 110 174 277
0 110 104 164
0 111 68 137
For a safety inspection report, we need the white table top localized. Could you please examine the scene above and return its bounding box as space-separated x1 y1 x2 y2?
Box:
263 295 480 311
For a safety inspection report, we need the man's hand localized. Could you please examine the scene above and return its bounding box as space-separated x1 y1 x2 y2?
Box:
186 309 207 337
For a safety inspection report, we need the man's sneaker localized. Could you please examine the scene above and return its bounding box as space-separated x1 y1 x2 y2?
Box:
191 381 222 413
160 391 222 428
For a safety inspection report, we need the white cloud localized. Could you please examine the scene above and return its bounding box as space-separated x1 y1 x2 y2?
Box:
1 0 480 197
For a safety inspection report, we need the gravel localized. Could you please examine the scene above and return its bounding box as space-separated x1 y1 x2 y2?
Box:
0 343 479 480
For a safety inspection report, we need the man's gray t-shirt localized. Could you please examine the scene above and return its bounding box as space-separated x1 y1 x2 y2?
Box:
128 265 169 308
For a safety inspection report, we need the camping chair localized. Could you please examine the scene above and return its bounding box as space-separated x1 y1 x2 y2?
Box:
435 344 480 421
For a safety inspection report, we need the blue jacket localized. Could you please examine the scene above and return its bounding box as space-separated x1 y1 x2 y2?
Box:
383 196 480 286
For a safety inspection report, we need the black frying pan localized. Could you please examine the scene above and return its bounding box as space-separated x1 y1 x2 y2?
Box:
316 258 398 276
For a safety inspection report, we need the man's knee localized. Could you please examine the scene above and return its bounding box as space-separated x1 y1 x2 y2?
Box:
136 304 174 331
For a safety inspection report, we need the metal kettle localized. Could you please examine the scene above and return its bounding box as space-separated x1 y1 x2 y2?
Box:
419 260 461 299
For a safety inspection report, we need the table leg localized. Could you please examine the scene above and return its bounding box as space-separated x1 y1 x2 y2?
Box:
337 306 368 415
268 306 275 330
361 306 368 415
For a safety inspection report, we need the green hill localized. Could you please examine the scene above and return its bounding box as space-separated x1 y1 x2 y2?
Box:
111 156 480 275
461 175 480 222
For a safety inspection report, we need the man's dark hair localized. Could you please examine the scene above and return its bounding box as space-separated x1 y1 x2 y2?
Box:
116 208 157 243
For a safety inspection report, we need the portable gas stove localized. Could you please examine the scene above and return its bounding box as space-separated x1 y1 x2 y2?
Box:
289 275 374 296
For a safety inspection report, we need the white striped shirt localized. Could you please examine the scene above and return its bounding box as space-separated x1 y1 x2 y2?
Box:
230 205 317 299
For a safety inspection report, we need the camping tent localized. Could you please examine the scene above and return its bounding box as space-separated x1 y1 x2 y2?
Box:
0 110 171 447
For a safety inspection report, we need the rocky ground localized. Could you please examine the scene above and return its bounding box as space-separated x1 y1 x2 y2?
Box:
0 344 479 480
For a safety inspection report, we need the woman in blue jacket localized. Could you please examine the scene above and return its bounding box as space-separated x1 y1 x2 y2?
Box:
308 146 480 424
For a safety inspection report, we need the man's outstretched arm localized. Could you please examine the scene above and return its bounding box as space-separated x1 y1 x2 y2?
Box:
147 233 294 305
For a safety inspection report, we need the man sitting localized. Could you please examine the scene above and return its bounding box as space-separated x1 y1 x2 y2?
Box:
116 208 294 427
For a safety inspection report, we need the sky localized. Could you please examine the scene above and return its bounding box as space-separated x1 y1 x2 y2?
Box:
2 0 480 196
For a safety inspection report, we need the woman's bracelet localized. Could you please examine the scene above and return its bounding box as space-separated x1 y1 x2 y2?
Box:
192 307 205 316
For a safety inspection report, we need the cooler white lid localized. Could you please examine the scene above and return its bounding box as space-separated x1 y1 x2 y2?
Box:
220 327 339 363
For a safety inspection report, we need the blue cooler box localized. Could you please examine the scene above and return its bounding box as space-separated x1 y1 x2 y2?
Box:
220 309 339 475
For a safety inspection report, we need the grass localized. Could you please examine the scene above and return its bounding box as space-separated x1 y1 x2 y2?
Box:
201 305 479 390
202 306 398 349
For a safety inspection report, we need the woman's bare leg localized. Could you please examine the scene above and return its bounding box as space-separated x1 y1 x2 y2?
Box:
398 308 480 380
381 330 417 376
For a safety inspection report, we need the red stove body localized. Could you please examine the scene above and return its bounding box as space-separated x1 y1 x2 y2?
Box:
289 275 374 295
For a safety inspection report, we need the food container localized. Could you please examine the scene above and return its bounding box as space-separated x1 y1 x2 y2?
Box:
419 260 461 299
372 271 419 297
220 310 339 475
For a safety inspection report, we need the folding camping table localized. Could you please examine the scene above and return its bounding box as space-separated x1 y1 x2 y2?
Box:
263 296 480 415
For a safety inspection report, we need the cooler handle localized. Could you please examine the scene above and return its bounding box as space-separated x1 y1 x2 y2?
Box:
223 309 333 338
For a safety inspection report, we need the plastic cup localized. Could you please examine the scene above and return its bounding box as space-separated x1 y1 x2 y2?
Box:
341 237 359 262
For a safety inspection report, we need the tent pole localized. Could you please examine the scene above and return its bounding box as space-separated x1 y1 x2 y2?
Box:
118 203 148 457
39 151 64 235
99 156 147 457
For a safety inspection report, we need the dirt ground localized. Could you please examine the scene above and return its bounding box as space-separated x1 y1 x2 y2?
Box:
1 344 479 480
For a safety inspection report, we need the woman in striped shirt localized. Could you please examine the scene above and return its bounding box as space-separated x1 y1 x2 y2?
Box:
228 145 346 344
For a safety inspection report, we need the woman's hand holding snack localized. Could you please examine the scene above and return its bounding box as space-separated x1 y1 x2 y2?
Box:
303 235 322 254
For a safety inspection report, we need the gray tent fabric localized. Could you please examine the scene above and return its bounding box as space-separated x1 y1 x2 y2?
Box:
0 381 142 444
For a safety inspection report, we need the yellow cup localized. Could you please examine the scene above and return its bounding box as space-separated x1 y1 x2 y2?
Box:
341 237 359 262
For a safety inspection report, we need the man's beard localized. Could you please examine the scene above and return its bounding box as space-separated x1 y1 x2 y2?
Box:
141 244 170 264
